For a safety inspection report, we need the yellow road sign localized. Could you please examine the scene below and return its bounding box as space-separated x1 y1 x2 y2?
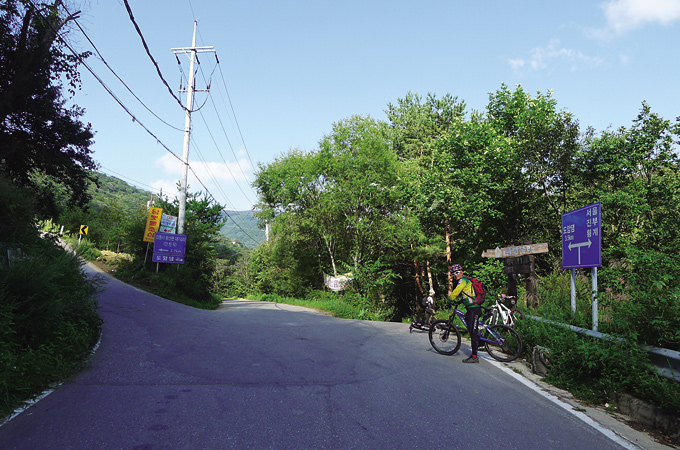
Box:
143 207 163 243
79 225 88 235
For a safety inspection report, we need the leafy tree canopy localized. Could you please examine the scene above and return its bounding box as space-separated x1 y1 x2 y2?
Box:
0 0 97 218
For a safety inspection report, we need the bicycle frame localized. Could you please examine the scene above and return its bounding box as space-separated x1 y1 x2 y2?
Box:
491 299 514 326
447 304 504 346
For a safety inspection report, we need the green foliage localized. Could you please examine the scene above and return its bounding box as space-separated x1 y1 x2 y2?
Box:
535 269 594 329
0 174 38 244
253 115 415 309
466 259 506 293
385 91 466 160
250 289 391 321
0 238 102 418
0 1 97 213
75 237 102 261
517 319 680 414
597 247 680 348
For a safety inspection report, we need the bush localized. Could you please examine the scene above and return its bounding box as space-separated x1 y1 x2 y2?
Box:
249 289 391 321
0 240 102 418
518 316 680 415
75 238 102 261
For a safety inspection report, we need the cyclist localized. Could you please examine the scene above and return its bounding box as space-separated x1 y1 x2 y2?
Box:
423 288 436 325
449 264 481 364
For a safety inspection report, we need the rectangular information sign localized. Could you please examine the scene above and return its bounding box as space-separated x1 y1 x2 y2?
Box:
152 232 187 264
159 214 177 234
562 202 601 269
143 207 163 243
153 232 187 254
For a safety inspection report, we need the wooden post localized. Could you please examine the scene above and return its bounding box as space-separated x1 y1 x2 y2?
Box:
526 254 538 308
482 243 548 306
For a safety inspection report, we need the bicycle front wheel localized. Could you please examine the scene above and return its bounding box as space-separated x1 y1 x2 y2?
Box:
428 320 461 356
482 324 523 362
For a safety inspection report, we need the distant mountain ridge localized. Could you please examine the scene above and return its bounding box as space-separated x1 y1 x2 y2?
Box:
90 172 264 248
219 210 265 248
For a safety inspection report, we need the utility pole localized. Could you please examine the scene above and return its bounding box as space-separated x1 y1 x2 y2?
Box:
172 21 215 234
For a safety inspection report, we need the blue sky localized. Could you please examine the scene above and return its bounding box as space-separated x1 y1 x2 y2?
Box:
69 0 680 213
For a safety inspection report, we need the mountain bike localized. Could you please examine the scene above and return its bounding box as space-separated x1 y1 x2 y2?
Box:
488 294 524 327
428 300 523 362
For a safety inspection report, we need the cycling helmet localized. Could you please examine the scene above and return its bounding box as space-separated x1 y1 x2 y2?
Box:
429 289 435 295
449 264 463 274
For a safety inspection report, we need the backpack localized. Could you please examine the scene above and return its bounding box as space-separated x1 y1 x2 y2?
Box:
463 277 486 306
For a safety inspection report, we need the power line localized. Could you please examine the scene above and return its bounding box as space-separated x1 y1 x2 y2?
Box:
25 1 261 246
197 60 258 199
187 6 258 200
61 2 184 132
215 62 258 174
122 0 189 112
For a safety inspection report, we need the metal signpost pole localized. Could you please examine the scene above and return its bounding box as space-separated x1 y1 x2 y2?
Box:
592 267 598 332
571 268 576 313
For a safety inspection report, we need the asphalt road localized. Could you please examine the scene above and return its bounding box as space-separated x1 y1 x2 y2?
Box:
0 263 635 450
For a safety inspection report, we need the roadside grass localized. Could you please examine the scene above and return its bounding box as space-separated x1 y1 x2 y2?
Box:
62 235 222 311
246 291 389 321
0 239 102 421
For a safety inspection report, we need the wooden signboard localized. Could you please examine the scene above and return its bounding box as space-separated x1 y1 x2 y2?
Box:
481 243 548 259
481 242 548 308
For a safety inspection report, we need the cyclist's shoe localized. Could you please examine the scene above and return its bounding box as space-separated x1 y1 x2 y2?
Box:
462 355 479 364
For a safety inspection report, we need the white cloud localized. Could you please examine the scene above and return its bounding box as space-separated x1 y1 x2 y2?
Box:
598 0 680 35
508 59 526 70
150 179 181 201
155 152 252 184
151 153 255 208
508 39 604 73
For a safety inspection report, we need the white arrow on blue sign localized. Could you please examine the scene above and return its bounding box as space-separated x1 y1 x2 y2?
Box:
561 202 601 269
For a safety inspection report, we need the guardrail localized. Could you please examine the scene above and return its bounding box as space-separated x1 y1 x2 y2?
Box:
528 316 680 382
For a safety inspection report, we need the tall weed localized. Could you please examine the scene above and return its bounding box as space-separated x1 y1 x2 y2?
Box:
517 319 680 414
0 241 102 418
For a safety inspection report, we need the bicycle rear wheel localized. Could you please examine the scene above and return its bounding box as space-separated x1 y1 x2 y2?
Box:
482 324 523 362
428 320 461 356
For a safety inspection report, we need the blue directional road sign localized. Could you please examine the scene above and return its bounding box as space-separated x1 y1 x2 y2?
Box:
152 232 187 264
561 202 601 269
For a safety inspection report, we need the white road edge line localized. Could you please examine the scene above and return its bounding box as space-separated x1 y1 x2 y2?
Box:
0 334 103 429
481 354 642 450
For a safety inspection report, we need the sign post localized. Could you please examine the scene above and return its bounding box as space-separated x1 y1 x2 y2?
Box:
561 202 602 331
482 243 548 306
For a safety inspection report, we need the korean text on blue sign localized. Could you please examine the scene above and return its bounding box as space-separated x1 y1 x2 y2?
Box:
561 202 601 269
153 232 187 255
152 253 185 264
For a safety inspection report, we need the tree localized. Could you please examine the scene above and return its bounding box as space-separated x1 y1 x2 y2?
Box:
426 116 518 256
385 92 467 295
0 0 97 217
485 84 581 260
157 189 226 301
254 115 419 313
385 91 466 161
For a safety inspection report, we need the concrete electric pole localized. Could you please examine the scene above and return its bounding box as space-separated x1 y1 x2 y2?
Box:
172 21 215 234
